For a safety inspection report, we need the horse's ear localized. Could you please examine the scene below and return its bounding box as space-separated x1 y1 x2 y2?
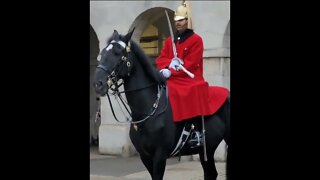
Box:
124 27 135 43
110 29 120 41
112 30 119 39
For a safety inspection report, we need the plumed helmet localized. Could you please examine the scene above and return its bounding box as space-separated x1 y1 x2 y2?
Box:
174 4 188 21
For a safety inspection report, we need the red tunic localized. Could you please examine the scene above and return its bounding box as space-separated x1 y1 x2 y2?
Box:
155 31 228 122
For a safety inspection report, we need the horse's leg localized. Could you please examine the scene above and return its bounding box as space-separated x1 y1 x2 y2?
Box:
152 150 167 180
223 95 230 146
226 144 231 180
225 114 231 180
220 95 230 180
199 152 217 180
140 154 154 179
200 112 226 179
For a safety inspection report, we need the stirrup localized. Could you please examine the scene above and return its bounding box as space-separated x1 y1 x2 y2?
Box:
188 131 202 148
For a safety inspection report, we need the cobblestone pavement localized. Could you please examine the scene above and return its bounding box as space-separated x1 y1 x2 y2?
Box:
90 147 226 180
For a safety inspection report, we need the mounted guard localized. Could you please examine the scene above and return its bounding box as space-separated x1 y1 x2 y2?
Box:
156 2 229 153
93 1 230 179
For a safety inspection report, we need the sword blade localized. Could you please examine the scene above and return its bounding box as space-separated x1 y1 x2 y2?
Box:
164 10 177 58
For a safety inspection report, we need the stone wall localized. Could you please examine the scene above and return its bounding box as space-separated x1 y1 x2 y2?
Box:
90 1 230 161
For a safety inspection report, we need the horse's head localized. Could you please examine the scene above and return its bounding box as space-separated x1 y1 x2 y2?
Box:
94 28 135 96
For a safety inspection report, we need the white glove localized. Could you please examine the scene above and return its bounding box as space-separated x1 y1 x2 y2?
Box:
160 69 171 78
169 57 183 71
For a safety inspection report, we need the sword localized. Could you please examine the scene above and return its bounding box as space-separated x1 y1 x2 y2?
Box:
164 10 194 79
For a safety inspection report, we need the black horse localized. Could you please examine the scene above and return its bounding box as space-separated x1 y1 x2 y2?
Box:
94 29 230 180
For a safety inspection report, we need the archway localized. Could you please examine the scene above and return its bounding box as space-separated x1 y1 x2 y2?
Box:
223 21 230 56
129 7 175 61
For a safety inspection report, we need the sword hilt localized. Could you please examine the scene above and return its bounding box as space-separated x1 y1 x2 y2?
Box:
178 65 195 78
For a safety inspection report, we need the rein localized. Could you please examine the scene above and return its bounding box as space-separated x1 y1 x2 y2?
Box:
99 40 168 125
106 83 168 125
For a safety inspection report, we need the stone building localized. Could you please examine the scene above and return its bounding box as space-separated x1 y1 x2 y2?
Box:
90 0 230 161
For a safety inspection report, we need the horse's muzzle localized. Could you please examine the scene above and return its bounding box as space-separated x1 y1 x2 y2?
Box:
94 80 108 96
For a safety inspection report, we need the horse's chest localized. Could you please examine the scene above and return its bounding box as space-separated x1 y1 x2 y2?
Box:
129 128 161 155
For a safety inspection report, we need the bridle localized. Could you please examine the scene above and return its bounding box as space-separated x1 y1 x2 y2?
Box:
97 40 131 91
96 39 168 125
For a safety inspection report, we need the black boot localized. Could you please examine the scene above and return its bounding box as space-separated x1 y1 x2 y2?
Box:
187 130 202 148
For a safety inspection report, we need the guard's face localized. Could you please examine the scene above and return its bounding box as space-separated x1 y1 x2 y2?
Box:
175 18 188 32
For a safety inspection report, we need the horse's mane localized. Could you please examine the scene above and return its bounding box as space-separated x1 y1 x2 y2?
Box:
129 40 166 84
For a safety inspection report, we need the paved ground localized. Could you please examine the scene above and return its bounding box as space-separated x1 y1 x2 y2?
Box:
90 147 226 180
